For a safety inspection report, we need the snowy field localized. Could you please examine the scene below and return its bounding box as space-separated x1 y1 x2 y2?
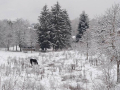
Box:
0 49 119 90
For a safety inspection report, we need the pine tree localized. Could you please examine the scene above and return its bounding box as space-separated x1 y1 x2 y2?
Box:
51 2 71 50
38 5 52 51
61 10 72 48
76 11 89 42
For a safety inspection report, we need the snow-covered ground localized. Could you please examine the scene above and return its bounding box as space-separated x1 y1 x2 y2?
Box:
0 50 118 90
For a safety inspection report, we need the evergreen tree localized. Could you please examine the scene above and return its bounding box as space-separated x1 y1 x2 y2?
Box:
76 11 89 42
51 2 71 50
38 5 51 51
61 10 71 47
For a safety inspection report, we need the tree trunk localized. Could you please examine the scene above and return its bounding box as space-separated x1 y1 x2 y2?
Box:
16 44 17 51
7 40 9 51
31 42 32 53
20 47 22 52
53 45 55 51
13 46 14 51
117 60 120 82
86 42 88 60
7 46 9 51
86 32 89 60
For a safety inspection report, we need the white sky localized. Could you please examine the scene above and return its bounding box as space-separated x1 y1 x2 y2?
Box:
0 0 120 23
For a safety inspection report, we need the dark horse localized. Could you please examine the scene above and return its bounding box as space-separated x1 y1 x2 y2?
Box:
30 59 38 65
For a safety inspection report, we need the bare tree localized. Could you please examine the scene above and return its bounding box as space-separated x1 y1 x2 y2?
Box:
27 27 38 53
0 20 14 50
92 4 120 82
13 19 30 51
82 29 92 60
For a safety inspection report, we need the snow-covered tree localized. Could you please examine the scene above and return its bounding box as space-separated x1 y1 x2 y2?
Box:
0 20 14 50
25 27 38 52
76 11 89 42
51 2 71 50
62 10 72 48
38 5 52 51
82 29 92 60
13 19 30 51
101 4 120 83
91 4 120 83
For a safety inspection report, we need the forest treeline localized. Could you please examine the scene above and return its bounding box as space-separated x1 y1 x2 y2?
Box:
0 19 38 51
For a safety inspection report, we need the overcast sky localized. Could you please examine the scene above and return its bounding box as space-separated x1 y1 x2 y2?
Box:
0 0 120 23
